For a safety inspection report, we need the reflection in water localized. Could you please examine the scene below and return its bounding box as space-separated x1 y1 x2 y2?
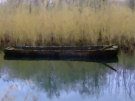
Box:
0 53 135 101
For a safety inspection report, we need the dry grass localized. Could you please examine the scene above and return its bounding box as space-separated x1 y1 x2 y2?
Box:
0 0 135 51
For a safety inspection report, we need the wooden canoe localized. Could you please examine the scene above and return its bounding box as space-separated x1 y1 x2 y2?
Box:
4 45 118 59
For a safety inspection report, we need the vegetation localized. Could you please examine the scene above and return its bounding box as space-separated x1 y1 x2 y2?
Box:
0 0 135 52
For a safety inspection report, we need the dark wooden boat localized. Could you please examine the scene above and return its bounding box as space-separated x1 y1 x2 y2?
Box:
4 45 118 59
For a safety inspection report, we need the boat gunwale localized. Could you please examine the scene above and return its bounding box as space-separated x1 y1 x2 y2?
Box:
4 45 118 51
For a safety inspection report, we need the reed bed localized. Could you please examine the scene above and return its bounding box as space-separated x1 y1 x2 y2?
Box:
0 0 135 52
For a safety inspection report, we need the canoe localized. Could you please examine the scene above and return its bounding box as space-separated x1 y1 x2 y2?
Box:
4 45 118 59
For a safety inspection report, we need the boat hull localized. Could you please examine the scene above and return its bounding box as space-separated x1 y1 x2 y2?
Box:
4 46 118 59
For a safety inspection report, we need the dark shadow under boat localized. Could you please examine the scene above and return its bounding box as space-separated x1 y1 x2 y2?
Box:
4 54 118 63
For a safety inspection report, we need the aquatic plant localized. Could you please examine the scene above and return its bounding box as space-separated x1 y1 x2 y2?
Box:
0 0 135 52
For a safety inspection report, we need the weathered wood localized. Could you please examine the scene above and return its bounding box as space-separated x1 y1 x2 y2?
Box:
4 45 118 59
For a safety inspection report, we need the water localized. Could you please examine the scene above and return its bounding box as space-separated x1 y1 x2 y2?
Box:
0 52 135 101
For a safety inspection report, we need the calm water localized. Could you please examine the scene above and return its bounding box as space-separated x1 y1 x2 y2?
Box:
0 52 135 101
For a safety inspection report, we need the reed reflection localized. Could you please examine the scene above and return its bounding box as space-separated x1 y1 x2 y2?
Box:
0 53 135 101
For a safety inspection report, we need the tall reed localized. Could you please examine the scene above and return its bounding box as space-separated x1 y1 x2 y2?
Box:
0 0 135 52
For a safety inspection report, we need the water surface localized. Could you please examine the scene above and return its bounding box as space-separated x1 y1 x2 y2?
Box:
0 52 135 101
